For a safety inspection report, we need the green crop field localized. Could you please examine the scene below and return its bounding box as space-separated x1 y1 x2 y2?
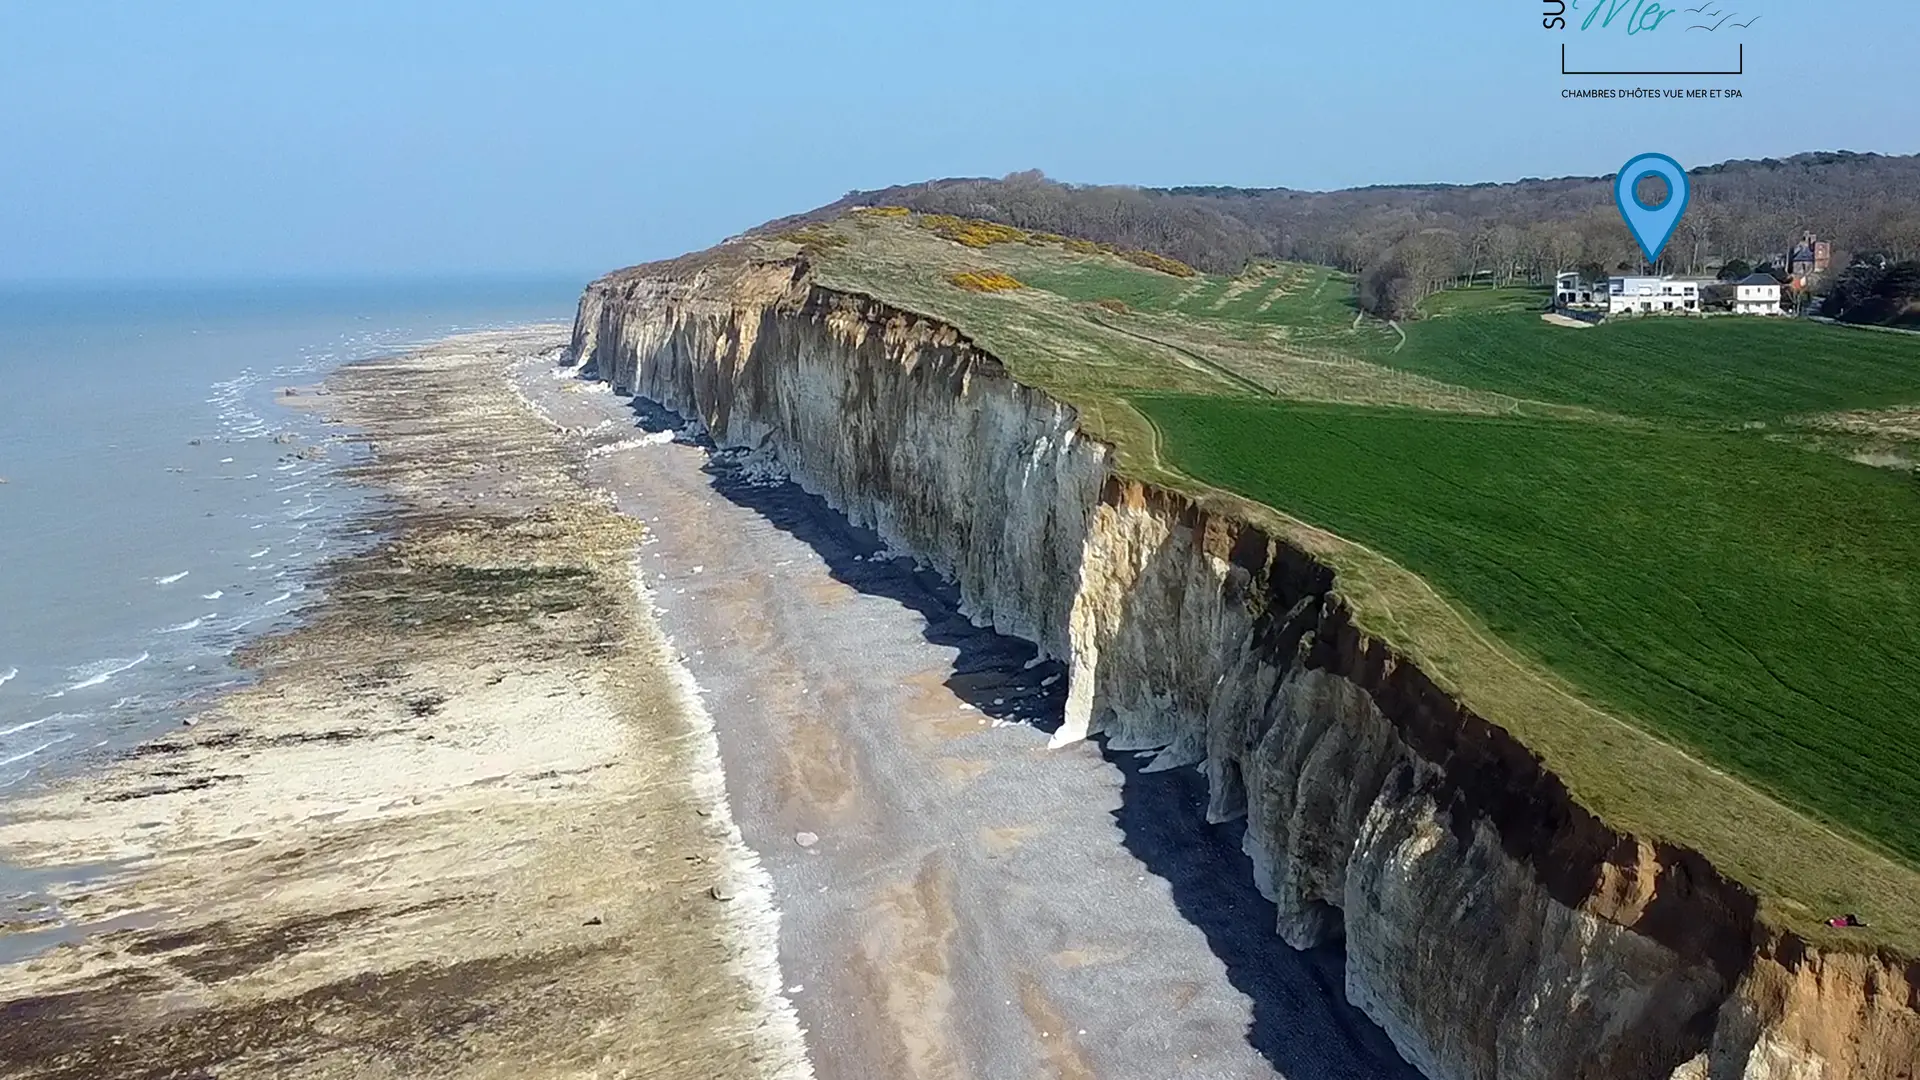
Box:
1416 285 1551 318
1136 397 1920 862
792 212 1920 945
1387 308 1920 424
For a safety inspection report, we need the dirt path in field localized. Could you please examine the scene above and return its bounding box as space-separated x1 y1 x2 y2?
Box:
1210 272 1270 310
1254 274 1300 314
0 330 809 1080
1086 313 1275 396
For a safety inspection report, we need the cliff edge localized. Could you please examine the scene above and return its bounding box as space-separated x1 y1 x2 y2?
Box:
567 241 1919 1080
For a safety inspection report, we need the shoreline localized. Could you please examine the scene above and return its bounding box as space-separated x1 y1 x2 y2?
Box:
568 255 1920 1077
0 328 809 1079
522 333 1423 1075
0 362 380 964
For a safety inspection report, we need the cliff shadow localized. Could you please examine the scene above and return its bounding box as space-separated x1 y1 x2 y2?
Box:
1101 739 1423 1080
622 396 1068 730
623 393 1419 1079
1089 522 1421 1079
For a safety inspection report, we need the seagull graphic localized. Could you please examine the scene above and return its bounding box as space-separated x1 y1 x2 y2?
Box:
1687 11 1757 30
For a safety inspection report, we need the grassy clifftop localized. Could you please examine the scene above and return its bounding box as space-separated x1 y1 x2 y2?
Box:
747 210 1920 950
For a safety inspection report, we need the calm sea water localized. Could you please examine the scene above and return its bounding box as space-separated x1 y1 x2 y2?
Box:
0 278 581 796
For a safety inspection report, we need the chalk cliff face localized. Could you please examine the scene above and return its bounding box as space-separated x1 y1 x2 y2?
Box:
569 254 1920 1080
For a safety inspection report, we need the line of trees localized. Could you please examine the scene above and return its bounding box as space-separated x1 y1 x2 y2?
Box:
1821 259 1920 326
767 152 1920 320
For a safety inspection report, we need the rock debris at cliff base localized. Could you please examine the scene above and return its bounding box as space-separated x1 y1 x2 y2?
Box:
517 348 1428 1080
0 329 810 1080
569 251 1920 1080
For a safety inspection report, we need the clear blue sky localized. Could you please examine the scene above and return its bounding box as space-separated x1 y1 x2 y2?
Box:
3 1 1915 281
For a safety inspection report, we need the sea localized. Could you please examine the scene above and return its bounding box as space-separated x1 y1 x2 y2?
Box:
0 277 582 801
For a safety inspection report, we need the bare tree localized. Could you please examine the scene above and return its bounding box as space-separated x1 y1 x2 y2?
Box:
769 151 1920 297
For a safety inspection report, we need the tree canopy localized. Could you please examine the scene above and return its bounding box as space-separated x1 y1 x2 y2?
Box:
766 152 1920 319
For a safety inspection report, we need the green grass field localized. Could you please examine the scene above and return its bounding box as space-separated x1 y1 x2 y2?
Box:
1136 397 1920 862
793 213 1920 945
1389 309 1920 424
1417 285 1551 317
1016 261 1362 330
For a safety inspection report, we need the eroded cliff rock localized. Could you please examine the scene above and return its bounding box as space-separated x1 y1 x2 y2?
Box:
569 251 1919 1080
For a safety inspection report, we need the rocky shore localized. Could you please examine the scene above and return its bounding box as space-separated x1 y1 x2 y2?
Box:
570 255 1920 1080
0 329 809 1080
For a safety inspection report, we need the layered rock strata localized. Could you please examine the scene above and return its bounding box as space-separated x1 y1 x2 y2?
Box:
570 254 1919 1080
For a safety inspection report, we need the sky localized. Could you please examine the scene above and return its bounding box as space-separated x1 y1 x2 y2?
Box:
3 1 1916 281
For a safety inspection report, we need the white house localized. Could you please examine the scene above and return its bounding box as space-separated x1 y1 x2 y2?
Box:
1607 275 1701 315
1555 271 1597 307
1733 273 1784 315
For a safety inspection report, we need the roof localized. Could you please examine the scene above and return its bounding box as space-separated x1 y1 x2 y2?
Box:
1737 273 1782 286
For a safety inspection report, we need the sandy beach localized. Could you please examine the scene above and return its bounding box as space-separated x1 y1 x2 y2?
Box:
0 329 808 1079
1 326 1418 1080
511 350 1417 1079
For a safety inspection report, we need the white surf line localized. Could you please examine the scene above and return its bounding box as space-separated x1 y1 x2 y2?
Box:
155 570 190 585
630 559 814 1080
586 431 677 458
0 667 15 690
57 652 151 694
0 716 47 738
0 732 75 768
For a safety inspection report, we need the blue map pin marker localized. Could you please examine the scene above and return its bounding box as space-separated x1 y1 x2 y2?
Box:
1615 153 1690 265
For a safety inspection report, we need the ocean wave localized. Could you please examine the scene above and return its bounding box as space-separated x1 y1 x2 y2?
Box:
250 548 270 558
159 614 216 633
155 570 190 585
201 590 224 600
214 616 263 639
60 652 150 693
264 591 293 606
0 667 15 690
1 711 91 739
0 733 74 768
